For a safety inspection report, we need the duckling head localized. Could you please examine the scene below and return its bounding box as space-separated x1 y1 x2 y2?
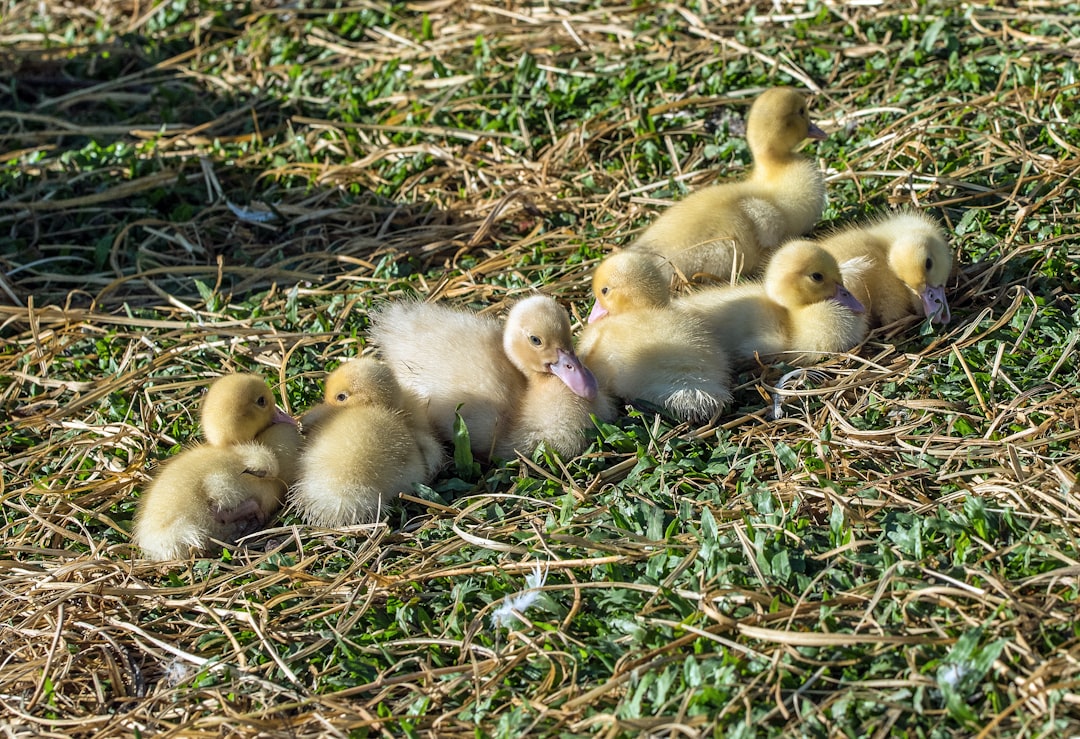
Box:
588 250 670 323
324 357 403 409
765 240 865 313
504 295 599 400
746 87 826 161
883 214 953 324
201 374 296 447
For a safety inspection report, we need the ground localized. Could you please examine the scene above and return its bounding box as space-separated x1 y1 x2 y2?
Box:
1 1 1079 737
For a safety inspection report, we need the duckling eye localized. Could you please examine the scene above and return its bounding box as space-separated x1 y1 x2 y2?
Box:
600 287 609 296
809 272 824 283
529 335 543 347
255 396 267 407
335 392 349 403
799 107 806 116
925 257 933 272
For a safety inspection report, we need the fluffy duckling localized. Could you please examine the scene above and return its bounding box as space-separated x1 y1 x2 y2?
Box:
493 294 614 459
369 295 610 460
678 239 866 365
291 357 443 527
632 87 827 284
819 210 953 327
577 250 733 422
133 374 300 561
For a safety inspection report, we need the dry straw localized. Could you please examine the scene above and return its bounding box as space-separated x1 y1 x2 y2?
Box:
2 0 1080 735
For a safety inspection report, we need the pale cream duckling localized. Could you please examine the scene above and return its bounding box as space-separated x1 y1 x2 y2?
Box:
369 295 610 460
494 294 614 459
133 374 300 561
632 87 827 283
819 210 953 327
291 357 443 527
678 239 867 365
577 250 733 423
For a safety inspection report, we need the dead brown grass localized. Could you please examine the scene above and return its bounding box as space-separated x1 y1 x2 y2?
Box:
2 0 1080 736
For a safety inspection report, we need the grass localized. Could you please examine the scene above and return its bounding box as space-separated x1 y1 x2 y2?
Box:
2 0 1080 736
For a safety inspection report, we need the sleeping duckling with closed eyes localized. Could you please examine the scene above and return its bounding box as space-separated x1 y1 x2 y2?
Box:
678 239 866 365
632 87 828 284
133 374 300 561
369 295 611 461
291 357 443 527
818 210 953 327
577 250 733 423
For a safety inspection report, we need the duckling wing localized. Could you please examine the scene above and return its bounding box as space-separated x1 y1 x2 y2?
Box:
579 309 732 423
633 185 761 282
677 286 787 364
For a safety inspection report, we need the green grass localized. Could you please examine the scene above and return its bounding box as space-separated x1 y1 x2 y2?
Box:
3 1 1080 736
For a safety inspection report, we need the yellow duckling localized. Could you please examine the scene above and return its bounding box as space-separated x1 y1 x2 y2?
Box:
494 294 615 459
819 210 953 327
370 295 611 460
678 239 867 365
291 357 443 527
632 87 827 284
577 250 733 423
133 374 300 561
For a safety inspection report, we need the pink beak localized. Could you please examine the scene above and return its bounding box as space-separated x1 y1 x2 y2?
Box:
920 284 951 324
587 300 608 324
832 284 865 314
548 348 598 401
272 406 298 426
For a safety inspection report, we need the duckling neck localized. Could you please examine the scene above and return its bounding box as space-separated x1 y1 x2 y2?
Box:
748 158 826 236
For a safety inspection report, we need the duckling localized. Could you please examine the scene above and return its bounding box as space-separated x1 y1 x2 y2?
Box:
291 357 443 527
493 294 614 459
369 295 610 460
133 374 299 561
632 87 827 284
678 239 866 365
818 210 953 327
577 250 733 422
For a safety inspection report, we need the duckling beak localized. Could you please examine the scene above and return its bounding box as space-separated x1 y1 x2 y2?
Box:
549 348 599 400
833 284 865 314
920 284 951 324
587 300 608 323
272 406 298 426
806 122 827 141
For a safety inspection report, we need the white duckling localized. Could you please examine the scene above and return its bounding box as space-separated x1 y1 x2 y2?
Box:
369 295 610 460
632 87 827 283
577 250 733 423
133 374 300 561
494 294 614 459
678 239 867 365
291 357 443 527
819 210 953 327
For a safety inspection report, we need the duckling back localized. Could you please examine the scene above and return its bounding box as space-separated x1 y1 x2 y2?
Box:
578 305 732 423
292 405 438 527
631 184 770 283
631 87 827 283
133 442 284 560
676 284 789 364
369 301 525 458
